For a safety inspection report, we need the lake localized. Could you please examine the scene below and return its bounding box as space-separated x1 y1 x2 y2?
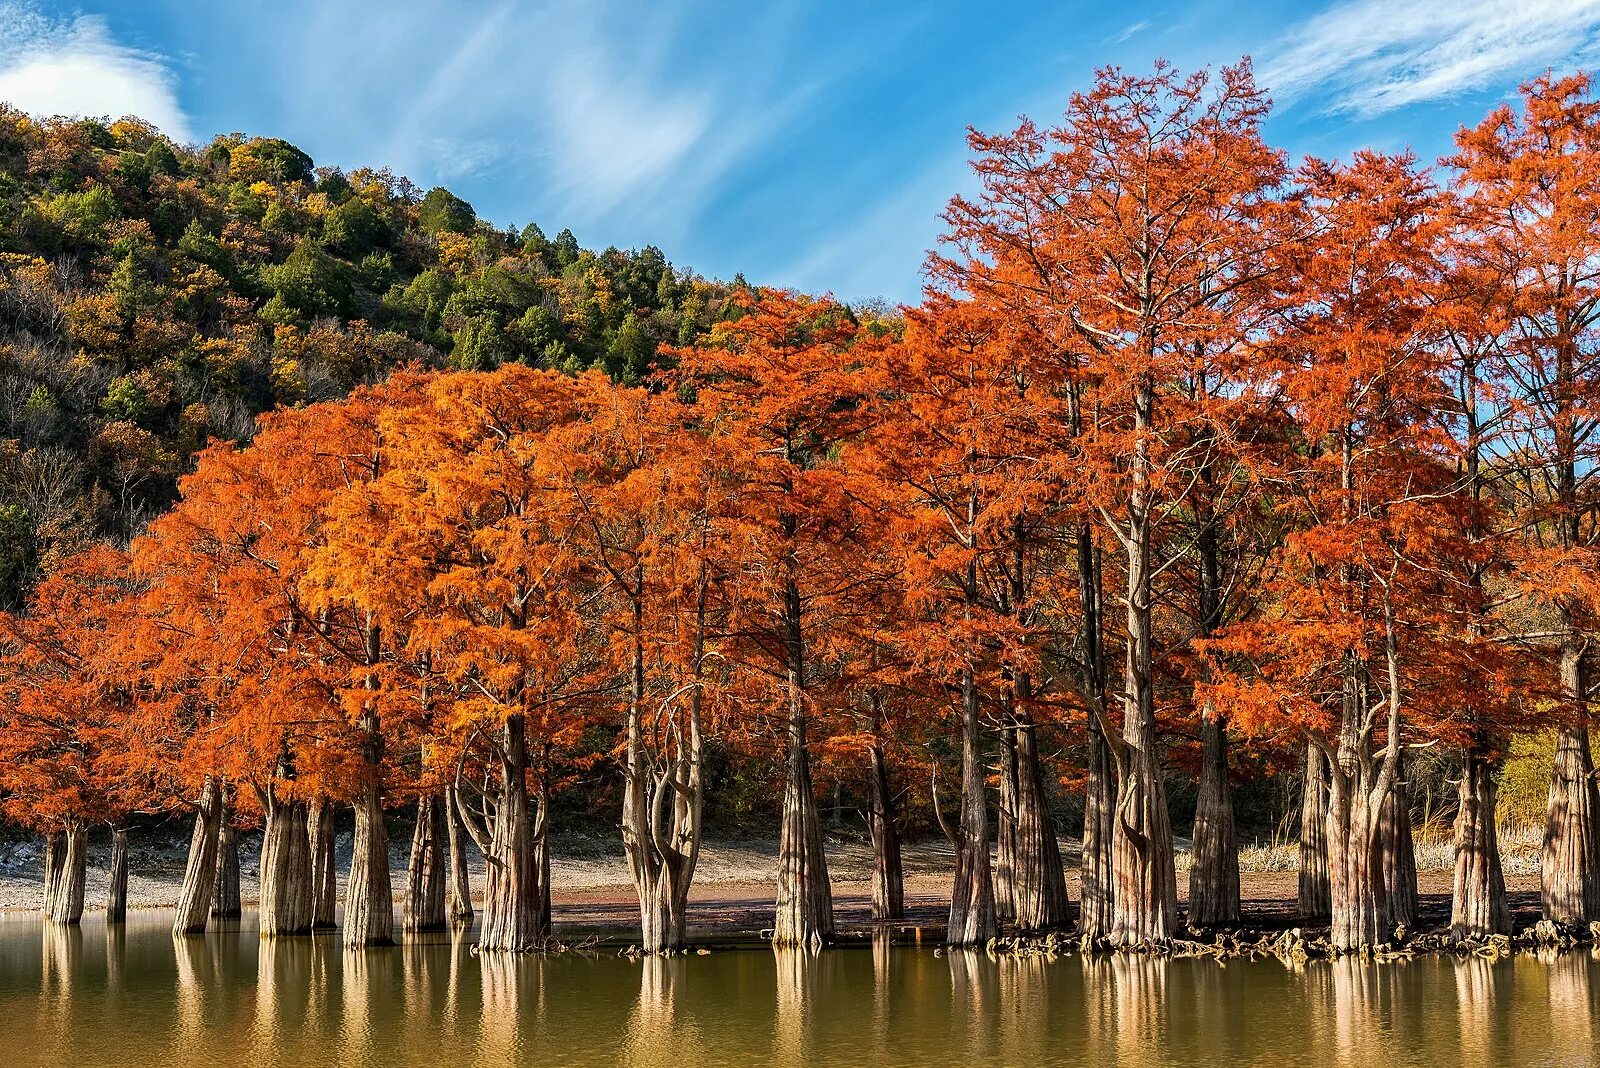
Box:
0 910 1594 1067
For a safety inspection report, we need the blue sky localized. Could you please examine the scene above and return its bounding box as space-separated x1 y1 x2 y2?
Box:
4 1 1600 303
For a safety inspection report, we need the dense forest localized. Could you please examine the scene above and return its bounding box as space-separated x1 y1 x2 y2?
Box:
0 102 764 610
6 59 1600 959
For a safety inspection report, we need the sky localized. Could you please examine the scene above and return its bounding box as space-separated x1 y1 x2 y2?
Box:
3 1 1600 303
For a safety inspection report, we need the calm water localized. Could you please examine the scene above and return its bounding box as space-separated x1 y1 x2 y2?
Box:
1 910 1596 1067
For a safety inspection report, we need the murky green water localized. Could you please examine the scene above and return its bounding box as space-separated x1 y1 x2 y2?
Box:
1 910 1596 1067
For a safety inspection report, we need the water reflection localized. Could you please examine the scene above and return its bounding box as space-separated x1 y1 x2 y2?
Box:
3 912 1598 1068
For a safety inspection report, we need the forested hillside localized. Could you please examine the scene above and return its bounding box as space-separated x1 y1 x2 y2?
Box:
0 109 747 608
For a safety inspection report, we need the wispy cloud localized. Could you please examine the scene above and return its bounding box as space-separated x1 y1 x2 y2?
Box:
1116 18 1153 44
0 2 191 141
1260 0 1600 117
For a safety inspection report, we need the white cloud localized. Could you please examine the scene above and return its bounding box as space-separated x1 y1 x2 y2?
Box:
0 4 191 141
1260 0 1600 117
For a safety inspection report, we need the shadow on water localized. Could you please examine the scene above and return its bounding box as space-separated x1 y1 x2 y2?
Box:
0 909 1596 1067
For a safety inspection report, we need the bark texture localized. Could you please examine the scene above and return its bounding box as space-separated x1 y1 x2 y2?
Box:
1298 742 1332 922
1188 718 1240 929
106 826 128 924
445 783 474 926
45 822 87 925
946 666 996 946
867 736 904 922
258 789 312 936
772 578 833 948
307 797 338 930
1542 720 1600 924
466 715 549 953
403 793 448 934
994 728 1019 930
1451 747 1509 939
1378 768 1418 931
172 777 224 936
212 818 242 920
1009 717 1070 933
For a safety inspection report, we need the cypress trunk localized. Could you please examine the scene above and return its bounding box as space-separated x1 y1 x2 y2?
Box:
1451 747 1509 939
1188 717 1240 929
1080 714 1117 939
478 715 547 952
947 665 997 946
307 797 337 930
1378 768 1418 931
994 727 1019 929
106 826 129 924
867 738 904 922
212 818 242 920
445 784 474 926
258 792 313 936
47 822 88 926
404 794 448 934
172 777 224 936
1010 716 1070 933
1298 742 1332 922
773 578 833 948
42 831 63 918
1542 714 1600 925
345 777 393 947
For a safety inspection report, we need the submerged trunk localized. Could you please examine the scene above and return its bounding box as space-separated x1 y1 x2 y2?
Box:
172 777 224 936
1452 746 1509 939
307 797 337 930
1542 717 1600 925
404 794 447 934
42 831 63 918
995 728 1019 929
46 822 87 926
445 784 474 927
345 778 393 947
476 715 547 953
867 738 904 923
1326 770 1388 951
773 578 833 948
1188 717 1240 929
106 827 129 924
258 792 312 937
1010 715 1070 934
212 814 242 920
947 666 997 946
1298 742 1332 922
1378 768 1418 931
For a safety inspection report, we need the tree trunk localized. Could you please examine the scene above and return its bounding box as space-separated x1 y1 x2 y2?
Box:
947 665 997 946
867 739 904 923
46 822 87 925
477 714 547 953
1080 714 1117 939
1451 746 1509 939
1542 718 1600 925
1378 766 1418 931
773 577 833 948
995 726 1019 929
172 777 224 936
445 783 474 927
307 797 337 930
1298 741 1331 922
42 831 63 918
258 792 312 936
212 813 241 920
1010 716 1070 933
1188 718 1240 929
404 794 447 934
106 826 128 924
1110 395 1178 946
345 777 393 947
